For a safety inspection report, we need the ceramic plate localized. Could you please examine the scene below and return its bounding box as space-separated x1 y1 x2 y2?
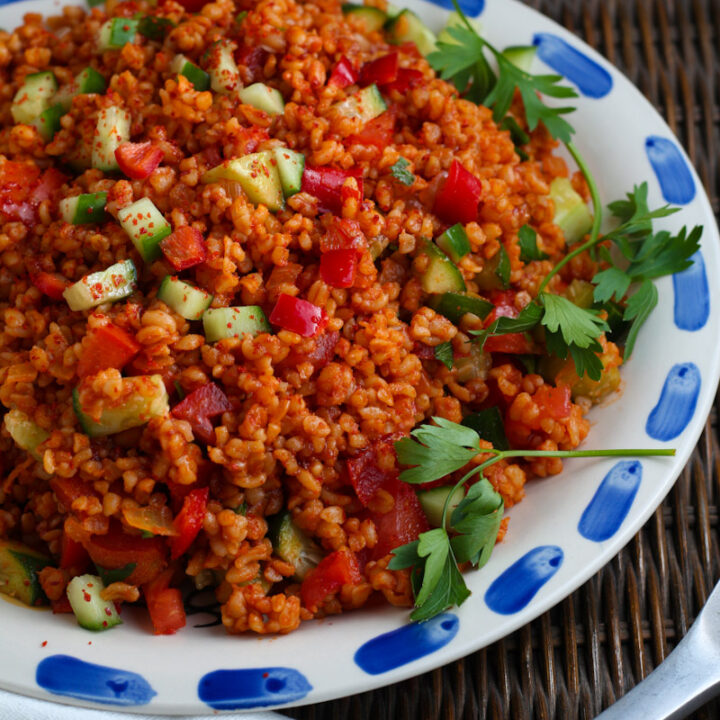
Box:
1 0 719 714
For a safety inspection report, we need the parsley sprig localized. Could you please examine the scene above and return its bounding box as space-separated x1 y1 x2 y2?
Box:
390 418 675 621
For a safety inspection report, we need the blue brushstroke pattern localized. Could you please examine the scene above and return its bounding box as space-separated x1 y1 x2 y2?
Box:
36 655 156 707
354 612 459 675
426 0 484 17
673 251 709 331
485 546 563 615
532 33 612 98
646 363 701 441
198 667 312 710
578 461 643 542
646 136 696 204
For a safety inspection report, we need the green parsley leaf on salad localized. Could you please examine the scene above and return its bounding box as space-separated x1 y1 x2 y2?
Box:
434 341 454 369
390 157 415 186
518 224 549 262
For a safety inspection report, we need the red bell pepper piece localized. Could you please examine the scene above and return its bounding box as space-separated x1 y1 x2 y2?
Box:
328 56 358 89
320 249 358 288
59 534 91 574
300 548 362 612
381 67 423 93
301 165 363 215
51 477 98 510
319 217 366 254
115 141 164 180
143 569 186 635
0 163 65 225
30 271 70 300
433 159 483 225
533 383 571 420
269 293 329 338
347 439 397 506
77 322 142 378
172 383 232 444
170 487 209 559
347 108 396 148
32 168 66 205
483 290 535 354
281 330 339 370
160 226 207 271
236 45 270 79
359 53 398 87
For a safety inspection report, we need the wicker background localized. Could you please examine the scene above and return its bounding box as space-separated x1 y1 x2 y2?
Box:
284 1 720 718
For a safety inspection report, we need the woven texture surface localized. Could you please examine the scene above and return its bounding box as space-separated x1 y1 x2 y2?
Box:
284 0 720 718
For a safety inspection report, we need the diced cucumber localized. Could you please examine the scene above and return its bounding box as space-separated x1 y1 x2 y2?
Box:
169 54 210 92
268 512 323 580
454 343 492 382
420 241 466 294
200 152 284 212
550 177 593 244
54 67 107 111
157 276 213 320
97 18 138 51
58 192 108 225
430 291 493 324
63 259 137 312
437 11 482 45
118 198 172 262
73 374 169 437
436 223 470 263
66 574 122 631
272 147 305 197
0 540 51 606
11 71 58 125
417 486 465 529
334 84 387 124
385 9 436 56
137 15 174 41
502 45 537 73
91 106 131 172
204 40 241 94
341 3 388 32
237 82 285 116
3 409 49 462
203 306 270 342
32 103 65 141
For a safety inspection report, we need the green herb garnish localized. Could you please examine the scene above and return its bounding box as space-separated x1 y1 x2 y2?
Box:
391 157 415 186
434 341 454 369
518 224 549 262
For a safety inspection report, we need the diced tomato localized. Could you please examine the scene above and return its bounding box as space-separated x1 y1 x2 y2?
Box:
412 342 435 361
346 435 401 506
171 383 232 444
281 330 339 370
31 168 66 205
115 142 164 180
319 217 366 254
433 159 483 225
30 271 70 301
483 290 535 355
301 165 363 215
160 226 207 271
270 293 329 337
347 108 396 148
0 163 64 225
143 569 186 635
328 56 358 89
50 477 97 511
381 67 423 93
320 249 358 288
170 487 209 559
300 548 362 612
236 45 269 82
76 322 142 378
533 383 572 420
59 534 91 574
235 125 270 154
359 52 398 87
51 596 73 614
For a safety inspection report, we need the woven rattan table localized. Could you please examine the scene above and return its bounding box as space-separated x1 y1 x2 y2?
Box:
283 1 720 718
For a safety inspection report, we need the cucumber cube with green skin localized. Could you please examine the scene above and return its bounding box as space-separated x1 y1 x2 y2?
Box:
3 409 49 462
118 198 172 262
97 18 139 51
436 223 471 263
417 485 465 529
91 105 131 172
200 152 284 211
63 259 137 312
66 575 122 631
204 40 241 94
73 374 169 437
54 67 107 111
429 292 493 324
268 513 323 580
169 54 210 91
59 192 108 225
550 177 593 244
203 306 270 342
341 4 388 32
385 9 437 56
502 45 537 73
272 147 305 197
237 82 285 116
11 71 58 125
32 103 65 141
421 241 466 294
334 84 387 124
0 540 51 606
157 276 213 320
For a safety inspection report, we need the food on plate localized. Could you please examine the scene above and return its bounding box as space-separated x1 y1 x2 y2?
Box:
0 0 697 632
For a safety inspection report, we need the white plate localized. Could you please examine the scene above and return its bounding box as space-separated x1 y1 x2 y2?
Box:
1 0 719 714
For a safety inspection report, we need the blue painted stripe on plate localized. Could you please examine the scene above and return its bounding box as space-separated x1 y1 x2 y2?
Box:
485 546 563 615
198 667 312 710
425 0 484 17
578 460 642 542
673 251 709 331
645 136 696 204
36 655 156 706
532 33 612 98
646 362 701 441
354 612 459 675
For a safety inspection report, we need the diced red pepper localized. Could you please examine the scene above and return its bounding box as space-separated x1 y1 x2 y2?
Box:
328 56 358 89
143 569 186 635
300 548 362 612
269 293 329 338
381 67 423 93
347 108 396 148
319 217 366 254
76 323 142 378
59 534 91 574
160 226 207 271
483 290 535 354
170 487 209 559
301 165 363 215
320 249 358 288
359 52 398 87
0 163 64 225
30 271 70 301
281 330 339 370
236 45 270 81
172 383 232 444
31 168 66 206
115 142 164 180
51 477 98 511
433 159 483 225
533 383 571 420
